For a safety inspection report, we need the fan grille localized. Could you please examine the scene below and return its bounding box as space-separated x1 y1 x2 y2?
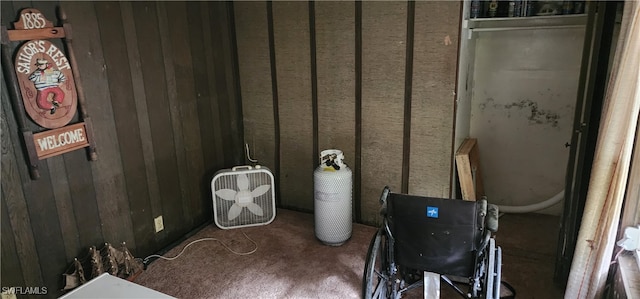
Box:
212 169 276 229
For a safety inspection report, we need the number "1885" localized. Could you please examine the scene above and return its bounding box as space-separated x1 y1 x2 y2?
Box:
21 12 46 29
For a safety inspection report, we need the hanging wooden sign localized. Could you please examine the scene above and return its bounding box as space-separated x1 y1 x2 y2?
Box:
1 7 97 179
15 39 78 129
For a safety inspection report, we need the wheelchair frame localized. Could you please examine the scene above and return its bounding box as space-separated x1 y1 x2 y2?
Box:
362 187 502 299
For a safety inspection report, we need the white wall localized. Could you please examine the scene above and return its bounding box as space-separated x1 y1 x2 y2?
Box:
469 27 585 215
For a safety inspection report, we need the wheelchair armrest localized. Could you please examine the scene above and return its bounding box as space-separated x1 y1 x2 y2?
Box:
379 186 390 216
379 186 390 205
486 204 499 233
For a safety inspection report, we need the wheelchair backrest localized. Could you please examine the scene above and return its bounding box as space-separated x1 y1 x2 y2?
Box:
387 192 484 277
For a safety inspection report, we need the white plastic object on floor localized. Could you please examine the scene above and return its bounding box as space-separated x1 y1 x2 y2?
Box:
59 273 175 298
497 190 564 213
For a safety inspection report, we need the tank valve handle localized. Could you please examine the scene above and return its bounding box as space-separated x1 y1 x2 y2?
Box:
322 153 341 170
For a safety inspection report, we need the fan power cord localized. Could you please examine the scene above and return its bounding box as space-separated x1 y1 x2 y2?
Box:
142 231 258 265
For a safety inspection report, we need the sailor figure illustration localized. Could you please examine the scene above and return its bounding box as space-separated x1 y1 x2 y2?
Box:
28 58 66 114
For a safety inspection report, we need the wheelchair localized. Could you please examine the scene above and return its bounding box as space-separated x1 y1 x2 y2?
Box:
362 187 503 299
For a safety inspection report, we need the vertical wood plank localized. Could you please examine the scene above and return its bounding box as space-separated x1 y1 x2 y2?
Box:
187 2 224 173
210 2 244 165
355 1 363 222
455 138 485 200
360 2 407 224
401 1 415 194
409 1 459 198
95 1 156 255
234 1 275 170
267 2 282 205
204 3 236 167
185 2 222 224
272 1 314 210
315 1 356 170
131 1 184 243
164 1 207 228
309 2 319 167
203 3 231 168
156 1 192 233
46 156 81 259
1 197 26 289
64 137 104 248
1 0 17 26
62 1 136 249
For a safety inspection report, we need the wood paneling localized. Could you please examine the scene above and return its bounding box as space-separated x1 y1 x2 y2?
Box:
1 74 44 288
28 1 107 260
235 2 276 170
18 135 67 294
315 1 356 173
210 2 245 166
95 1 158 256
47 156 81 261
132 1 184 243
164 1 206 228
62 1 136 250
1 197 26 289
408 1 459 197
186 2 224 174
1 2 240 295
360 2 407 224
272 1 314 210
233 1 460 224
2 0 70 282
156 1 192 233
1 2 44 289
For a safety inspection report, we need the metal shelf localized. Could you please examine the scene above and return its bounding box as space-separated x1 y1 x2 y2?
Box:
466 14 587 32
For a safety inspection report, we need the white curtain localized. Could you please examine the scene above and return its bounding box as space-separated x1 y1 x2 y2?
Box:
565 1 640 298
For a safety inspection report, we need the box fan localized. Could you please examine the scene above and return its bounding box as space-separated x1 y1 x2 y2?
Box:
211 165 276 229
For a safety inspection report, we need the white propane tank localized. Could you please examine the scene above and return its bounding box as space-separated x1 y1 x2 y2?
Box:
314 149 352 246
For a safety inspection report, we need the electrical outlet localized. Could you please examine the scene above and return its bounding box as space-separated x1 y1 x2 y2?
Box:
154 216 164 233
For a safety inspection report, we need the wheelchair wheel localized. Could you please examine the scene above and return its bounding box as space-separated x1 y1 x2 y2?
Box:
363 227 391 299
473 238 501 299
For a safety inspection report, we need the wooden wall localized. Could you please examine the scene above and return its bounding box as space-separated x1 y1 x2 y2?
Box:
1 0 461 296
236 1 461 224
1 1 242 296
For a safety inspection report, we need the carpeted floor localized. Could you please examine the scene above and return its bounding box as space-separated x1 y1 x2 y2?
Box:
134 209 565 299
134 209 376 298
